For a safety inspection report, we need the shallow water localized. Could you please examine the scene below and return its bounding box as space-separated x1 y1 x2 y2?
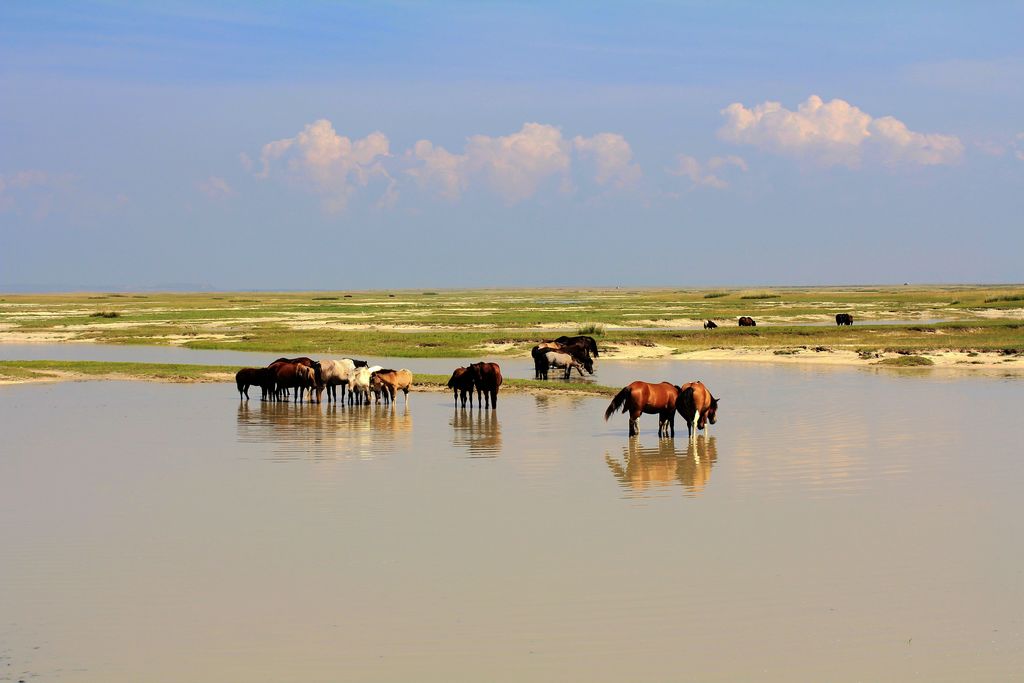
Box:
2 372 1023 682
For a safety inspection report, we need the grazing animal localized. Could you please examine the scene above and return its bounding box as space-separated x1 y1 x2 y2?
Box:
318 358 358 403
467 362 502 409
704 320 718 330
678 381 720 439
543 350 592 379
738 316 756 327
604 381 686 437
371 369 414 405
447 367 476 407
235 367 274 400
534 341 596 378
835 313 853 326
554 335 599 358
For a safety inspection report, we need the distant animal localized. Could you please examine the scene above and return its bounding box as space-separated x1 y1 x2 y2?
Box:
738 316 756 327
678 381 720 439
835 313 853 326
235 367 274 400
543 350 592 380
554 335 599 358
604 381 686 437
318 358 357 403
371 368 414 406
447 367 476 408
467 362 503 409
704 320 718 330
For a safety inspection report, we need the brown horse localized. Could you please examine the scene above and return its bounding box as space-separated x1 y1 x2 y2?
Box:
448 367 476 407
269 361 319 403
235 367 274 400
554 335 599 357
678 381 720 438
738 316 756 327
604 381 685 437
371 368 414 406
468 362 502 409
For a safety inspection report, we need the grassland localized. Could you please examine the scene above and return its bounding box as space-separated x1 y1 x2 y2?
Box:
1 286 1023 365
0 360 619 396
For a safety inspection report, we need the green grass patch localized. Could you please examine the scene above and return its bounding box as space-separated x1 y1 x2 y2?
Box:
703 291 728 298
577 322 606 336
875 355 935 367
984 294 1024 303
89 311 120 318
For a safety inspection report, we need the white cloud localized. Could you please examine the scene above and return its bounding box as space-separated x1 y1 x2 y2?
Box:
254 119 393 211
573 133 642 188
719 95 963 167
0 170 72 217
408 123 572 203
197 176 234 199
667 154 746 189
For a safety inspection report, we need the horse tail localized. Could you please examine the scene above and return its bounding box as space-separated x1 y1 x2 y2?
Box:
604 386 631 421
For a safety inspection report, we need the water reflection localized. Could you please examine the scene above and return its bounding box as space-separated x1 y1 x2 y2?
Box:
450 406 502 457
236 400 413 460
605 436 718 498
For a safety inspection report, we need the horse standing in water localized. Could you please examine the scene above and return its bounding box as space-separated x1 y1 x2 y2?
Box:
468 362 502 409
604 381 685 437
554 335 600 357
448 367 476 407
678 381 720 439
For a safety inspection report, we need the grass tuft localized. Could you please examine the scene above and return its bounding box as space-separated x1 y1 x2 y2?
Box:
876 355 934 367
90 311 120 318
577 322 606 336
703 291 728 299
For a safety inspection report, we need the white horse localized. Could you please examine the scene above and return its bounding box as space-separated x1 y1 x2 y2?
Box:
544 351 589 379
348 365 382 405
319 358 358 403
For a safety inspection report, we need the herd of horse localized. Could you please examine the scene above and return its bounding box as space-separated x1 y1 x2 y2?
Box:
705 313 855 328
236 357 414 406
234 333 722 440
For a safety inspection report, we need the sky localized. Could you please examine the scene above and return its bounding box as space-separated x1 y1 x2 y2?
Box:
1 1 1022 290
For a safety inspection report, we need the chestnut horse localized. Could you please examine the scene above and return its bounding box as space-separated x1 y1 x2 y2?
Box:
678 381 720 438
468 362 502 409
371 368 414 406
448 367 476 407
604 381 684 437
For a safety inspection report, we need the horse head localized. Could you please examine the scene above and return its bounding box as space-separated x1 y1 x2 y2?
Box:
706 396 720 425
582 355 595 374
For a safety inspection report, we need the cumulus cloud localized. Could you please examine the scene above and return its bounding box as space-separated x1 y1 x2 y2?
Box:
254 119 394 211
0 170 73 217
667 154 747 189
718 95 963 167
197 176 234 199
407 123 572 203
572 133 642 188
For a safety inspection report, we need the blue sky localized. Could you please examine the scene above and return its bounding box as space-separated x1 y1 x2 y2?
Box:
2 1 1022 290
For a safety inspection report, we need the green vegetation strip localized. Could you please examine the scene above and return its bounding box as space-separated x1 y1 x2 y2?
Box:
0 362 619 396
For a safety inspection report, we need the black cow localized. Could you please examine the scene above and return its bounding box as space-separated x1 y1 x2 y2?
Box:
835 313 853 326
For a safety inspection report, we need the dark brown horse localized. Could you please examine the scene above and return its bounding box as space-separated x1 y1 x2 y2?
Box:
467 362 502 409
235 367 274 400
268 361 319 403
604 381 685 437
835 313 853 326
678 381 720 438
272 357 323 388
448 367 476 407
554 335 599 357
738 316 756 327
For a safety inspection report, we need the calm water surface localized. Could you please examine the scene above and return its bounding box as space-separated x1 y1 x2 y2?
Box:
2 369 1023 682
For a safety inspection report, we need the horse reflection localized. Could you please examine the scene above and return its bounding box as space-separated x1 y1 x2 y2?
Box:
605 436 718 496
236 397 412 458
450 406 502 457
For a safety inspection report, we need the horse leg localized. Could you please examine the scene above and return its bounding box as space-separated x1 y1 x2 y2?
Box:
491 389 497 408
